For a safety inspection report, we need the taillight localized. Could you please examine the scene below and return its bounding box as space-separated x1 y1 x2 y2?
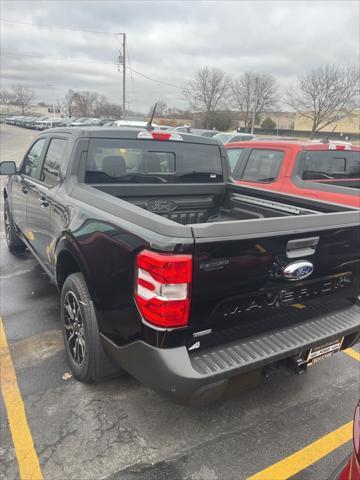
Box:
137 131 183 141
354 401 360 464
328 143 352 151
134 249 192 328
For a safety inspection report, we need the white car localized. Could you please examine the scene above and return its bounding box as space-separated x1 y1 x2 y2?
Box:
113 120 160 129
213 132 256 144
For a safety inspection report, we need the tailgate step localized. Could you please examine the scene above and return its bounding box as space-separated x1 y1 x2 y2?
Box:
190 304 360 375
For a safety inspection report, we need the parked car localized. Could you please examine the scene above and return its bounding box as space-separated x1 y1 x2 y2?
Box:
34 118 51 130
70 117 93 127
14 116 28 126
89 118 115 126
83 118 102 125
60 117 80 127
194 129 219 138
172 127 219 137
173 125 192 133
158 125 174 131
23 116 43 129
1 127 359 404
329 400 360 480
213 132 256 144
113 120 160 129
226 140 360 208
4 116 18 125
35 117 67 130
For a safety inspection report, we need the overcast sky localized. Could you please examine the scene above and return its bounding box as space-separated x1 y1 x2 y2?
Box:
1 0 359 112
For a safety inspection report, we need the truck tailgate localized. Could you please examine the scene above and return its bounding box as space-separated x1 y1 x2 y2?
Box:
189 214 360 339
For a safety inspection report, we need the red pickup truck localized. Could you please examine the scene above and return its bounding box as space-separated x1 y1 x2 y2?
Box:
226 140 360 207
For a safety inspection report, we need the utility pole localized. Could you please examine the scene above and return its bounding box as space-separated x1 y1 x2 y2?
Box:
47 83 55 128
122 33 126 119
117 33 126 119
250 76 259 134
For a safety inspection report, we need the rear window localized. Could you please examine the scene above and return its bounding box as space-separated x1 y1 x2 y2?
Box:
241 149 284 182
85 139 223 183
300 151 360 180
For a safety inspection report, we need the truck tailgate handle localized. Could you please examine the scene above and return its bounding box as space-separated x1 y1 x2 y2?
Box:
286 237 319 258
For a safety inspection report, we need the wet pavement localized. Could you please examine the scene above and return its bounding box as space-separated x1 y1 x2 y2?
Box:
0 125 359 480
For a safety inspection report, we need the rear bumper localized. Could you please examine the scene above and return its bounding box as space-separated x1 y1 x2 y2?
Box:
101 304 360 403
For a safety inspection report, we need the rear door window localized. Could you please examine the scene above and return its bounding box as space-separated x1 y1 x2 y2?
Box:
241 149 284 182
300 151 360 180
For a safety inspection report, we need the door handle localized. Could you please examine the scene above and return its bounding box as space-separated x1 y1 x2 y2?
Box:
21 186 28 194
286 236 319 258
39 196 49 207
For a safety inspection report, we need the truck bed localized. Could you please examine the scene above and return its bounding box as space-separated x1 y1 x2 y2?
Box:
89 182 346 227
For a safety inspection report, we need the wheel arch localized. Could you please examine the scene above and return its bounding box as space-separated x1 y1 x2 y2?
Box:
56 249 82 289
55 238 95 300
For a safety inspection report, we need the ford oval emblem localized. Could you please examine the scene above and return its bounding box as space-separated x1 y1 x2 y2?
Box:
283 260 314 281
147 199 177 213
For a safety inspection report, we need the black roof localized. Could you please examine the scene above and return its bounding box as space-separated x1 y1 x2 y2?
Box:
40 126 220 145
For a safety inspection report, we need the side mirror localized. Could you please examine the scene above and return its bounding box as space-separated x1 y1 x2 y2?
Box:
0 161 17 175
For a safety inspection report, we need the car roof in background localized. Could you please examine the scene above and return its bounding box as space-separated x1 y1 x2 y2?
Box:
114 120 160 127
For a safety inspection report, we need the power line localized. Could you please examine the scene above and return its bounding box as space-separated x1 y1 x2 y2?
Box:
0 50 117 66
1 18 182 89
126 43 138 113
1 50 182 89
1 18 116 35
126 66 181 89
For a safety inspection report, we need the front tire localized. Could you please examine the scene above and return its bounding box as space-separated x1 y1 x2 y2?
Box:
4 200 26 254
60 273 121 382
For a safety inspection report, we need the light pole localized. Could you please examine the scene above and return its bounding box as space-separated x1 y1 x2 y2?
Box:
47 83 55 127
250 76 259 135
116 33 126 119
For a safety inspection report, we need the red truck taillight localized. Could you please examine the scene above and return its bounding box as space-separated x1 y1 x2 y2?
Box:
134 249 192 328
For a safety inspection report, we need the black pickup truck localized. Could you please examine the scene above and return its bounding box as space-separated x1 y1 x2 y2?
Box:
1 127 359 403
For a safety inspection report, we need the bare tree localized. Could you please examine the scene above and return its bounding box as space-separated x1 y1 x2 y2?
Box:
287 65 360 138
156 100 167 116
65 90 121 118
11 84 35 114
63 89 76 117
231 72 278 131
183 67 230 127
148 100 167 117
0 89 15 104
72 91 99 116
93 95 122 118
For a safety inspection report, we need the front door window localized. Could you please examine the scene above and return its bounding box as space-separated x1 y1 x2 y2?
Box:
22 139 47 179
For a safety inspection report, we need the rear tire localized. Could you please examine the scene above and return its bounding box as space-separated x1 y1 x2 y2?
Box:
60 272 121 382
4 200 26 254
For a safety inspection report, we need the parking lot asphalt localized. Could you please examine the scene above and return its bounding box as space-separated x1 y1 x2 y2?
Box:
0 124 359 480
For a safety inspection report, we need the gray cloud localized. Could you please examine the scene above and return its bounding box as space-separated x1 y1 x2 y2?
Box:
1 0 359 112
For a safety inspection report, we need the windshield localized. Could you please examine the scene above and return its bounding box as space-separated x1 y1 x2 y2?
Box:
227 148 245 173
213 133 232 143
85 138 223 184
